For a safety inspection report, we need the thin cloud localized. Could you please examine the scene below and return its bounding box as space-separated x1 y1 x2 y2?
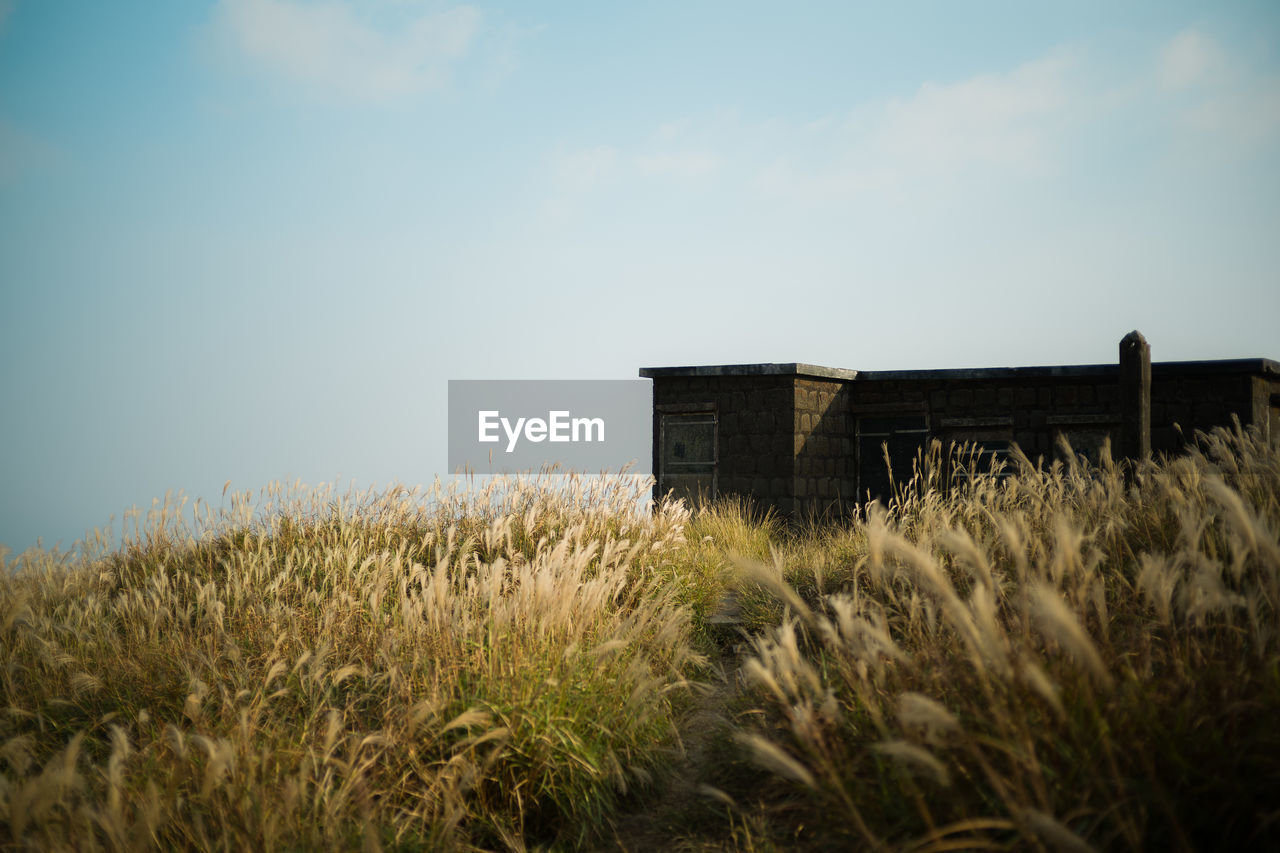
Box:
539 145 619 223
633 151 720 178
1159 29 1222 90
540 28 1280 224
210 0 482 101
754 30 1280 204
1157 30 1280 150
871 54 1073 173
540 142 722 223
757 51 1078 202
555 146 620 188
1179 80 1280 147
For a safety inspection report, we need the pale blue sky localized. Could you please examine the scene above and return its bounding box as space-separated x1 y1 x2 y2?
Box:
2 1 1278 553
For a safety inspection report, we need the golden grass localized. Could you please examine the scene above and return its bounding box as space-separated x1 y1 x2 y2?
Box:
4 424 1279 850
1 473 702 850
732 424 1280 850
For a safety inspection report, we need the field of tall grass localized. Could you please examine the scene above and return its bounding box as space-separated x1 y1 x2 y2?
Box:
0 475 702 850
2 424 1278 851
725 425 1280 851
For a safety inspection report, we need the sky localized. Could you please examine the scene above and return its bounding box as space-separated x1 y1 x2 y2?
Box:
2 0 1278 554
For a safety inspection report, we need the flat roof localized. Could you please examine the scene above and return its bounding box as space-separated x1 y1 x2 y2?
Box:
640 358 1279 382
638 363 860 381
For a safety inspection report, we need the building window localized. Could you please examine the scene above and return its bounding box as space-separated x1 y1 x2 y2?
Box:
937 417 1016 484
856 415 929 503
659 411 717 504
949 435 1015 482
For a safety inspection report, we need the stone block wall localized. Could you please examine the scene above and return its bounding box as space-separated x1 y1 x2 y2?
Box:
1260 375 1280 446
644 356 1279 517
651 374 796 513
793 378 856 515
1150 367 1264 451
852 368 1124 466
854 364 1271 465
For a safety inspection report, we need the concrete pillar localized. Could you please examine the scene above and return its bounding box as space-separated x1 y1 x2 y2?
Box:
1119 330 1151 460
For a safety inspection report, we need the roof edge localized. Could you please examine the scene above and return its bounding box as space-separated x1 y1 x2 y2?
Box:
640 358 1280 382
639 363 859 381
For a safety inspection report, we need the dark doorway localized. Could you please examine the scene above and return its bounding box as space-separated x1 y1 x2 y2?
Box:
857 415 928 503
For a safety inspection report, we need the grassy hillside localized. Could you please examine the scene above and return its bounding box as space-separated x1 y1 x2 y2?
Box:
3 425 1279 851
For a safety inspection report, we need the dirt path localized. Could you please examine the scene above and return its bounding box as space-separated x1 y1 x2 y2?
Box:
600 646 745 852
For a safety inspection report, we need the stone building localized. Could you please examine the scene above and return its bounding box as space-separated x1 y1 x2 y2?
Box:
640 333 1280 514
